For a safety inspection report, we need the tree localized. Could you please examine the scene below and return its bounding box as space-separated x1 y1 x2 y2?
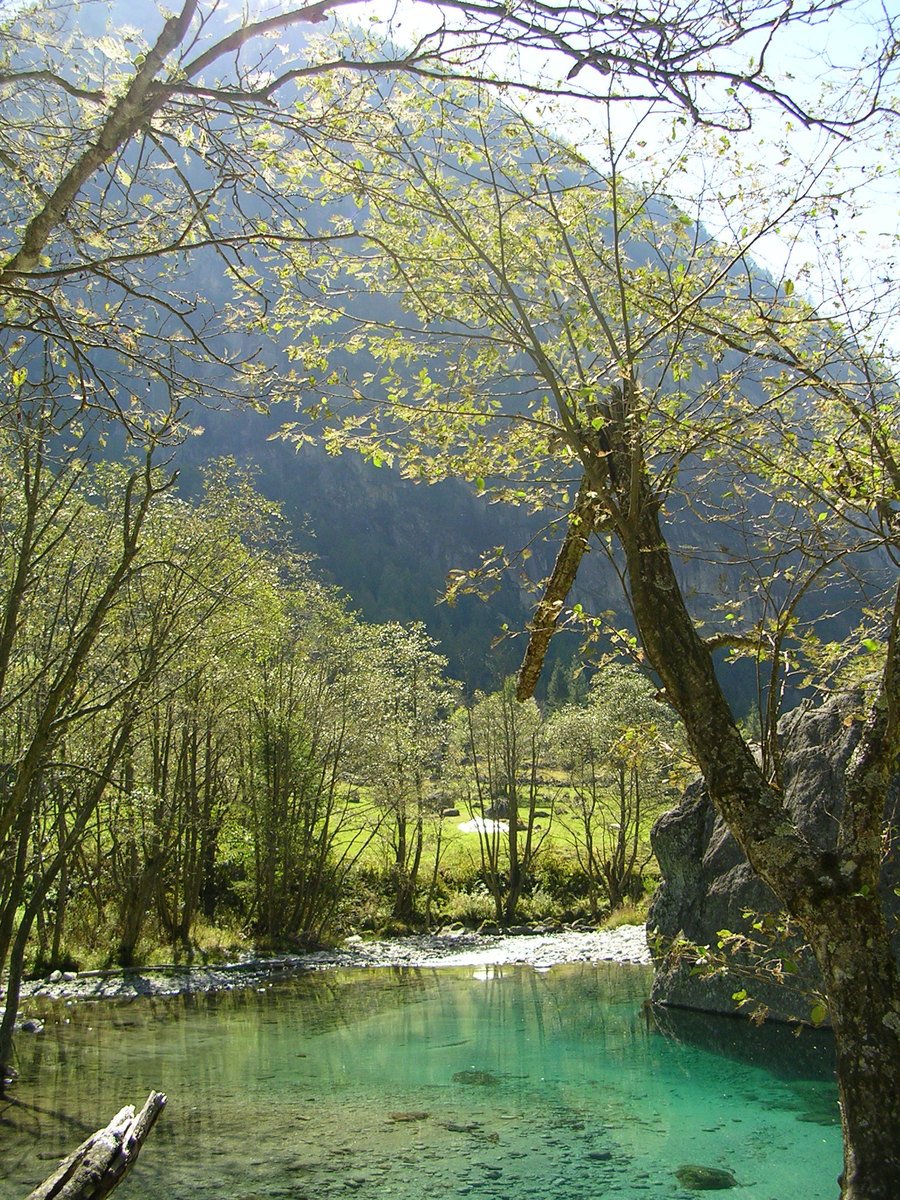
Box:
236 575 379 944
451 677 548 924
549 664 692 915
99 464 280 965
272 70 900 1199
362 622 458 924
0 389 180 1069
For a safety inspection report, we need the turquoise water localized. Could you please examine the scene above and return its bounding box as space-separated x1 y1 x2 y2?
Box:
1 963 841 1199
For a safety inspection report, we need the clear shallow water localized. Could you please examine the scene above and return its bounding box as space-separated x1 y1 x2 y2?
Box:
1 963 841 1200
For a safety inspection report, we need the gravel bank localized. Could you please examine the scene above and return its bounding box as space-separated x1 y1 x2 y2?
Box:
13 924 650 1008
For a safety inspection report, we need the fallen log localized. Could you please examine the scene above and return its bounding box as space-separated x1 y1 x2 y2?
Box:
25 1091 167 1200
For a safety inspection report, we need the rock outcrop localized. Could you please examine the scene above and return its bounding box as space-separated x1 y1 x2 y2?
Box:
648 690 900 1023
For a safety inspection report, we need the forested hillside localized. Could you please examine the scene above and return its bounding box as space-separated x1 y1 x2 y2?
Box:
5 0 881 698
175 406 549 690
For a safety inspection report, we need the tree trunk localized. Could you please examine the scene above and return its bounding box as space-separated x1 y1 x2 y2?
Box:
505 780 521 926
514 387 900 1199
25 1092 166 1200
1 722 136 1072
807 900 900 1200
0 805 32 984
618 490 900 1200
117 857 160 968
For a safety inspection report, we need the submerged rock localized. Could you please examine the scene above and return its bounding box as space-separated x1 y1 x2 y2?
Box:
675 1164 738 1190
452 1069 499 1086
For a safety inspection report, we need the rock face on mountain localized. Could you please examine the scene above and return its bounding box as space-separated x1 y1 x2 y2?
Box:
647 690 900 1023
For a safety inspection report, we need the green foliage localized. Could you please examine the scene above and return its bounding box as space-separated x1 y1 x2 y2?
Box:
547 664 693 913
349 622 460 922
1 409 654 969
654 910 821 1026
274 72 897 750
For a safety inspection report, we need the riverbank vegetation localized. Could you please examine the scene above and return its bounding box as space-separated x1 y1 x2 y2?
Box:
0 416 689 999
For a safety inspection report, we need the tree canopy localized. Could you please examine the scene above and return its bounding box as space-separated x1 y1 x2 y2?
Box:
2 0 895 430
274 74 897 733
268 52 900 1200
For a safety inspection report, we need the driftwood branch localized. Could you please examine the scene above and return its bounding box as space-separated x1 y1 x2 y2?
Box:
25 1091 167 1200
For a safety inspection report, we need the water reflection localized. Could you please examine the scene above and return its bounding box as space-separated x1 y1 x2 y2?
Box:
1 963 840 1200
651 1002 836 1081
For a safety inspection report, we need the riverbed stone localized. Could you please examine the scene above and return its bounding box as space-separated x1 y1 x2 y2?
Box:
452 1069 500 1086
476 921 502 935
674 1164 738 1190
18 925 651 1006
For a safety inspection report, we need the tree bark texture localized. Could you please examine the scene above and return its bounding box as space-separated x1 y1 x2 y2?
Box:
619 475 900 1200
24 1091 166 1200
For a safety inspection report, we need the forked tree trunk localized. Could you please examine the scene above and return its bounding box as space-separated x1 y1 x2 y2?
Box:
519 384 900 1198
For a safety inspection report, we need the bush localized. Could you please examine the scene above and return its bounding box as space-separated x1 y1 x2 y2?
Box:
436 884 497 927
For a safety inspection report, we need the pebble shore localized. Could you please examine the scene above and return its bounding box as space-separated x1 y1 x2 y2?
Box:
13 924 650 1008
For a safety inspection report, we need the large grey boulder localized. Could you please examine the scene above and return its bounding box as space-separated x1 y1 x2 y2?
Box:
648 690 900 1023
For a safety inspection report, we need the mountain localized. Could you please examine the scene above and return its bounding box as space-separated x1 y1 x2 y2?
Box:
5 0 885 703
175 403 552 689
172 402 781 707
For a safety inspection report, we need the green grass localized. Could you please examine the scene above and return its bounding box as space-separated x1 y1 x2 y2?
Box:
327 781 664 927
28 780 664 975
601 897 654 929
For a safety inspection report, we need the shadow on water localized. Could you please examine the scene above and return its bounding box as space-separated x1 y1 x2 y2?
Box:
650 1002 836 1082
650 1001 841 1133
